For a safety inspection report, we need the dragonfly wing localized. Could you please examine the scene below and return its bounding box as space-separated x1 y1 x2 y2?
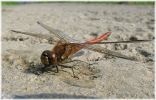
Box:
86 45 138 61
37 21 76 43
10 30 57 43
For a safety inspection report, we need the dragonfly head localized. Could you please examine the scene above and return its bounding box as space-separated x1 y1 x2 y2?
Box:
40 50 54 66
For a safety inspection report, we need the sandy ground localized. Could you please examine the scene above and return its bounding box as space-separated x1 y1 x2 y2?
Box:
2 3 155 99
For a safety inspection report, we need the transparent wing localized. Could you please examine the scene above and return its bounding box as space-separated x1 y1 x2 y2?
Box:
37 21 77 43
70 40 153 61
87 45 138 61
10 30 58 43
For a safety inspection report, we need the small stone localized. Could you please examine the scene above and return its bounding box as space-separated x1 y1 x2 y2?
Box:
90 32 98 37
114 44 127 50
129 36 138 41
19 38 24 41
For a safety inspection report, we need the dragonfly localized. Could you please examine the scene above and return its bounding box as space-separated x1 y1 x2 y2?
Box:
11 21 153 79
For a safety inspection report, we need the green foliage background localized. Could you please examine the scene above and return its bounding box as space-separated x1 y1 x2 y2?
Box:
2 1 154 6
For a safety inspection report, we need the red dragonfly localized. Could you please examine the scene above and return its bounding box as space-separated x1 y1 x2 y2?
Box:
11 21 153 78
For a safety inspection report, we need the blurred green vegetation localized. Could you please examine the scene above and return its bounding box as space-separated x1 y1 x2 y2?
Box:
2 2 19 6
2 1 154 6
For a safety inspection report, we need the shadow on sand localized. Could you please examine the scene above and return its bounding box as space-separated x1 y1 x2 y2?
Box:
14 93 97 99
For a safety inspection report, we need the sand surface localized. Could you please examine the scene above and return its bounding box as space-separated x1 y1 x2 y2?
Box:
2 3 155 99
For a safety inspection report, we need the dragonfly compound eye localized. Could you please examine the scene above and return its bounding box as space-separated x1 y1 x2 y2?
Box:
41 50 53 65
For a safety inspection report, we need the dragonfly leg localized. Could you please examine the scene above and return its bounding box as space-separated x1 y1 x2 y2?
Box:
54 65 59 73
41 64 59 74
